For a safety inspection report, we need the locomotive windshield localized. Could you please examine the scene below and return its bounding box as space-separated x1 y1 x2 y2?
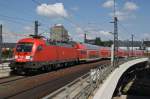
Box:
16 42 33 52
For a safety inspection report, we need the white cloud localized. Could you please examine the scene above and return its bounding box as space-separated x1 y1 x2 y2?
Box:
24 26 34 34
75 25 113 40
1 24 31 42
37 3 68 18
144 33 149 37
72 28 114 41
102 0 114 8
114 10 137 21
109 11 130 21
76 27 84 34
3 29 27 43
71 27 84 41
143 33 150 40
87 30 113 40
124 1 138 11
102 1 138 21
99 30 112 36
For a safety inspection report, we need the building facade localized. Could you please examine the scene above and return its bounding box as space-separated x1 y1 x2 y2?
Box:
50 24 69 42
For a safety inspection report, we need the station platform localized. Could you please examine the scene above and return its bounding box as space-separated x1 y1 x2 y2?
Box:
0 62 11 78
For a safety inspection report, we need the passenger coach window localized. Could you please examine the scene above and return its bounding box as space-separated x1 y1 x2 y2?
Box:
81 50 86 54
16 42 33 52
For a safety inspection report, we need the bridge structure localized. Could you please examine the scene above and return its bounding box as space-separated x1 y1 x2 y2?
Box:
93 57 149 99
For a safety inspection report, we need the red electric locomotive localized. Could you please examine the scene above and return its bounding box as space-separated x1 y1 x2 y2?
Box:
10 36 78 73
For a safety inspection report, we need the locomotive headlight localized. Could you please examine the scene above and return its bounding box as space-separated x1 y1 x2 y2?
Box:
26 56 33 60
15 55 18 59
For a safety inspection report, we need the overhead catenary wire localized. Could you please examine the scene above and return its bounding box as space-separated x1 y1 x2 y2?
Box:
119 22 131 35
0 22 49 43
0 2 51 31
31 0 87 33
118 22 140 41
0 0 52 26
0 13 50 30
0 16 31 26
0 13 33 23
0 14 50 36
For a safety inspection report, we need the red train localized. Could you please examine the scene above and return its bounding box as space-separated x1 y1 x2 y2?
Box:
10 36 144 73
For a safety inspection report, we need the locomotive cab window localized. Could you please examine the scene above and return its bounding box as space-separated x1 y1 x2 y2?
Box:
16 42 33 52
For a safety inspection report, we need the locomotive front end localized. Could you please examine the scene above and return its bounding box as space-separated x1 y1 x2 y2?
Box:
15 42 34 62
10 38 38 74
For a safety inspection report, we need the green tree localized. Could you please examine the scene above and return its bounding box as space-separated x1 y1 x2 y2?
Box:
103 40 113 47
95 37 104 45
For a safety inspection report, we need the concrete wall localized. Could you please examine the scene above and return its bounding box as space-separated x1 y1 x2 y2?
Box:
93 58 149 99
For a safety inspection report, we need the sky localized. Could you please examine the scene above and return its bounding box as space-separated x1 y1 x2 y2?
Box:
0 0 149 42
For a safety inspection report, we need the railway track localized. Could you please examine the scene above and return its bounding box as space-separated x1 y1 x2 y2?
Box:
0 60 110 99
0 75 26 85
